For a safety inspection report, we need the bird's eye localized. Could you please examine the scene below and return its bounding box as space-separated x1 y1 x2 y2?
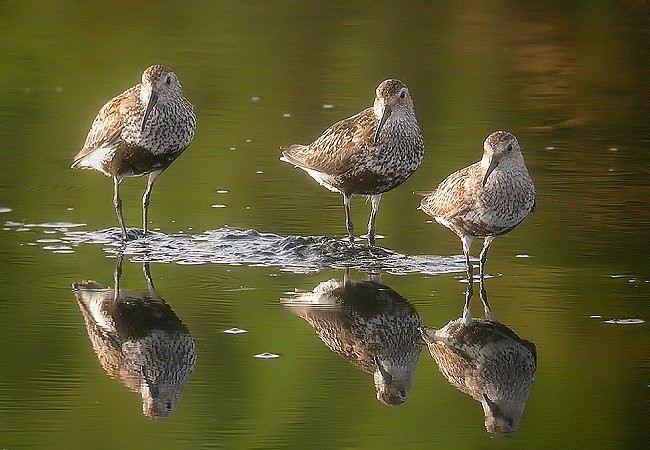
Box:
400 91 406 99
506 144 513 151
165 76 171 85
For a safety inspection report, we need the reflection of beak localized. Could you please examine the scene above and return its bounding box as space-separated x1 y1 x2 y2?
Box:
482 157 499 186
374 105 392 144
141 91 159 132
415 327 429 346
483 393 500 415
373 355 392 384
141 366 159 398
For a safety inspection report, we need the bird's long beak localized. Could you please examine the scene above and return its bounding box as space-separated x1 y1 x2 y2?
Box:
141 366 159 398
141 91 159 132
374 105 392 144
374 355 393 384
482 157 499 186
483 393 500 416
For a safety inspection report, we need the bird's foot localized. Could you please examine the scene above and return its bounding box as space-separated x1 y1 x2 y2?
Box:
117 227 144 241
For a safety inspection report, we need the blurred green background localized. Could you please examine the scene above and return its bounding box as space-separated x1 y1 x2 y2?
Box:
1 2 648 449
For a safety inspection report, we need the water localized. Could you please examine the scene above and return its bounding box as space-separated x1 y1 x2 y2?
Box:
1 2 648 449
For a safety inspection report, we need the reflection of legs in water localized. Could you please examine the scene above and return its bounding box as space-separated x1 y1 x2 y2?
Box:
368 271 382 285
462 277 496 324
461 279 474 326
343 267 352 287
479 277 496 322
478 236 495 281
113 253 124 301
143 261 156 292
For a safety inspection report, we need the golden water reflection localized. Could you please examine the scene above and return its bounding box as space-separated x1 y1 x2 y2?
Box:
420 281 537 436
282 269 423 406
72 255 196 419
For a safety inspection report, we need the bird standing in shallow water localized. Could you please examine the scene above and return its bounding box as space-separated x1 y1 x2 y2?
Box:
71 65 196 240
281 79 424 247
419 131 535 296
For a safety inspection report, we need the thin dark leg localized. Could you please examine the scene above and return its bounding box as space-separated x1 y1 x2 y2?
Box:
368 271 382 285
367 194 382 247
462 280 473 326
113 176 127 239
142 171 160 236
113 252 123 301
478 236 495 281
479 276 495 321
461 235 474 300
343 267 351 287
143 261 155 292
343 193 354 246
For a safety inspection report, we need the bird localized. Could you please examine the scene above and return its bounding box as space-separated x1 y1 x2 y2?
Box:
419 283 537 435
71 65 196 240
281 79 424 247
418 131 535 295
72 254 197 419
281 270 423 405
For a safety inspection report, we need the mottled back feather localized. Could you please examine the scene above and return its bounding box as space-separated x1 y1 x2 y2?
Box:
282 108 377 176
72 85 136 166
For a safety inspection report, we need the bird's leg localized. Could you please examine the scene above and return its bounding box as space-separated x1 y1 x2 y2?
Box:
368 271 382 285
113 252 123 301
461 235 474 299
343 267 351 287
343 193 354 246
142 171 160 236
367 194 382 247
462 280 473 326
143 261 155 292
478 236 495 281
113 176 127 240
479 276 495 321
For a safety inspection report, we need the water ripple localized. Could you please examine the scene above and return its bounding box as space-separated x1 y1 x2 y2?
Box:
10 223 464 275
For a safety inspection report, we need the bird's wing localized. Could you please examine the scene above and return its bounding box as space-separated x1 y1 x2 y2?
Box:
281 108 377 176
72 86 136 166
419 163 479 219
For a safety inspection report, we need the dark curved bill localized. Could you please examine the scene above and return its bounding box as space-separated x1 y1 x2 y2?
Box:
482 157 499 186
374 105 392 145
373 355 393 384
483 392 500 415
141 91 159 132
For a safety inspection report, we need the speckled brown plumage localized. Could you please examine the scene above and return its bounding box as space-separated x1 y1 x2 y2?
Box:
420 310 536 435
72 65 196 239
282 79 424 246
72 259 196 419
282 272 423 405
419 131 535 291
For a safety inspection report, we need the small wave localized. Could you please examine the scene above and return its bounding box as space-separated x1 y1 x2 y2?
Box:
21 225 465 275
604 318 644 325
254 352 280 359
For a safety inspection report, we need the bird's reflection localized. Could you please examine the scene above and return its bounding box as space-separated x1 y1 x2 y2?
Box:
282 269 423 405
72 253 197 419
420 281 537 435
